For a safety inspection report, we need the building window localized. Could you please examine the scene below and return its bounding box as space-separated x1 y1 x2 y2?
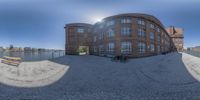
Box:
137 19 145 25
150 32 154 40
165 40 168 46
157 45 160 53
108 29 115 37
150 44 155 52
99 45 104 53
77 28 84 33
99 33 103 40
138 28 145 37
107 43 115 53
138 42 146 53
121 18 131 23
161 32 164 37
157 35 161 42
157 28 160 32
121 27 131 36
106 20 115 26
150 23 155 29
93 46 97 52
94 36 97 42
161 46 164 52
93 27 98 33
99 25 104 29
121 41 132 54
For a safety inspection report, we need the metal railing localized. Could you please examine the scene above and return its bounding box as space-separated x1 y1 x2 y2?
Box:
0 51 65 61
184 50 200 58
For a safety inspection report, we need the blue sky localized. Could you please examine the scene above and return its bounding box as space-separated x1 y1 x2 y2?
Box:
0 0 199 49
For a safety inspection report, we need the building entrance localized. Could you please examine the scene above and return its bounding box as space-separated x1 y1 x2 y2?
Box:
78 46 89 55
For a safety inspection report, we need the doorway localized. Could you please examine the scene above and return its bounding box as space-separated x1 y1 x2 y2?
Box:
78 46 89 55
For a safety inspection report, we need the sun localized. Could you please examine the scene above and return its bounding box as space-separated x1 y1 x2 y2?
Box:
90 14 108 23
94 18 103 22
91 16 105 23
96 18 102 22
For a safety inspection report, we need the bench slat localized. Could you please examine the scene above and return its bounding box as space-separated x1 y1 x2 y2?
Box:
1 56 22 66
3 56 21 61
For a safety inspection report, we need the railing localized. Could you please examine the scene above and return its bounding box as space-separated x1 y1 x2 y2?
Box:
184 50 200 57
0 51 65 61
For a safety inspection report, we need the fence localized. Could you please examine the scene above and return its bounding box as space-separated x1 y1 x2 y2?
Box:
0 51 65 61
184 50 200 58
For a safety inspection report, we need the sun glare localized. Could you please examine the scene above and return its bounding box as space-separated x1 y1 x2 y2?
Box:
91 15 106 23
94 18 103 22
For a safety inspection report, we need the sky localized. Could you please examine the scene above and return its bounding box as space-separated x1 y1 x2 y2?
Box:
0 0 199 49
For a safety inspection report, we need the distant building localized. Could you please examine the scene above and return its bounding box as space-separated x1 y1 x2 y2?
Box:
0 47 4 52
188 46 200 52
32 48 38 52
12 47 20 52
166 26 184 52
194 46 200 52
19 48 24 52
24 47 32 52
9 45 14 50
38 48 46 52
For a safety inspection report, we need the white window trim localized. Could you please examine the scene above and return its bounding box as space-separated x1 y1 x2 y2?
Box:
121 42 132 54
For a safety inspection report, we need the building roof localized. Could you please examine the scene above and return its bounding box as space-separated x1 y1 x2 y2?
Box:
166 26 184 38
101 13 165 28
65 23 92 28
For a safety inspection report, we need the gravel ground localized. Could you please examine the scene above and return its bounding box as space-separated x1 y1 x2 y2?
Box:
0 52 200 100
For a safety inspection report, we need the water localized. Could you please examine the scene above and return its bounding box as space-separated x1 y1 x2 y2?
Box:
184 50 200 57
0 51 65 61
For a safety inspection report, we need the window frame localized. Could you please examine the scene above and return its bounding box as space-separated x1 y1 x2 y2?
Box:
121 27 132 36
108 29 115 37
121 41 132 54
121 18 132 24
150 32 155 40
107 42 115 53
138 42 146 53
138 28 145 37
77 28 84 33
137 19 145 25
150 44 155 52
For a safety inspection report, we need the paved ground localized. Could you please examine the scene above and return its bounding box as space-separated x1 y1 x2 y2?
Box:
0 60 69 87
0 52 200 100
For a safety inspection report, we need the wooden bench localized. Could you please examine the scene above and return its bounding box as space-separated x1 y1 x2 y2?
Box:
1 56 22 66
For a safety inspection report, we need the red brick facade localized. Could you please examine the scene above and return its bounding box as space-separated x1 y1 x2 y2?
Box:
166 26 184 52
65 13 181 57
64 23 92 55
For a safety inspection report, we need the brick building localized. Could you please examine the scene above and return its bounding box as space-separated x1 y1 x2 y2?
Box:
166 26 184 52
65 13 182 57
65 23 92 55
